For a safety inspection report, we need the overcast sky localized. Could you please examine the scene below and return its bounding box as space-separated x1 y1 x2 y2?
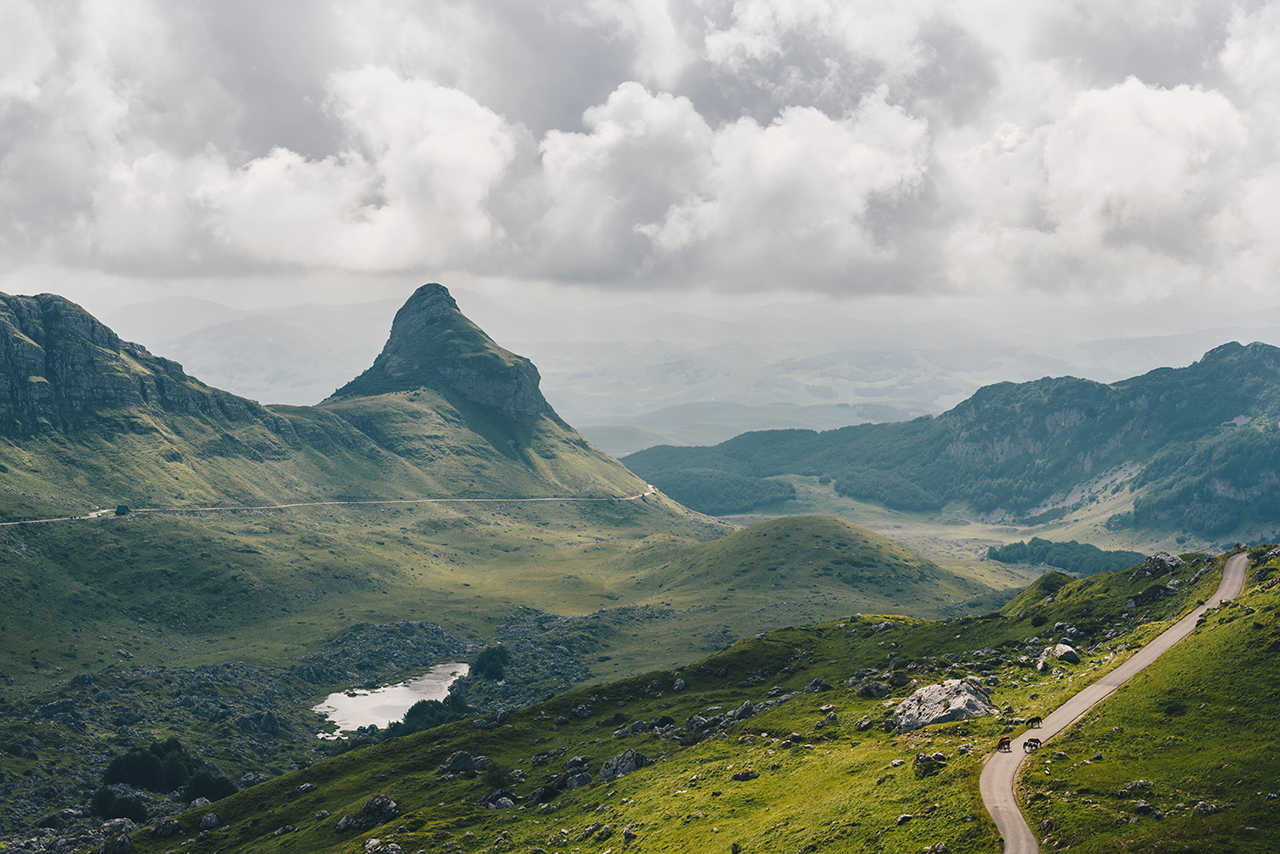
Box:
4 1 1280 413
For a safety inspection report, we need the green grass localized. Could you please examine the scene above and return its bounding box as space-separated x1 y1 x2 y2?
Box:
118 552 1233 853
0 507 1040 696
1019 548 1280 852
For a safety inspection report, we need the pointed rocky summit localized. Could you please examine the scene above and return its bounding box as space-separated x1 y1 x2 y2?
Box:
328 284 549 422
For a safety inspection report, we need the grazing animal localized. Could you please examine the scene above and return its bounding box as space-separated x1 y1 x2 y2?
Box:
1023 737 1042 753
1026 716 1043 729
997 736 1012 752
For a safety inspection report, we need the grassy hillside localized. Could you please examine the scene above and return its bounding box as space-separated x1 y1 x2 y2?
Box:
625 342 1280 538
107 552 1241 853
618 515 995 614
0 508 1046 838
1020 546 1280 852
0 286 644 522
0 510 1035 695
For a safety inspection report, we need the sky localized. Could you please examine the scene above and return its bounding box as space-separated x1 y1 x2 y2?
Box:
3 1 1280 425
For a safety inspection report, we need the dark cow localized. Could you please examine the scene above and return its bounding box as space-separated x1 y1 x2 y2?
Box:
1026 715 1042 729
1023 737 1042 753
997 736 1012 752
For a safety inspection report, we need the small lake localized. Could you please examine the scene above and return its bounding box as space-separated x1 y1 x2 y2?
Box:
313 661 469 736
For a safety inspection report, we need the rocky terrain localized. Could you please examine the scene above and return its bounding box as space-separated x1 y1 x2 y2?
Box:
0 603 669 852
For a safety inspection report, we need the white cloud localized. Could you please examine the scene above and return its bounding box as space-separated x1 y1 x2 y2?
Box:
639 88 932 288
1042 78 1247 255
0 0 55 101
203 68 520 272
1 0 1280 307
535 83 713 279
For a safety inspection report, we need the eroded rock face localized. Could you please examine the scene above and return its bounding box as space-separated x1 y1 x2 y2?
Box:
330 284 549 421
0 293 269 436
892 679 997 732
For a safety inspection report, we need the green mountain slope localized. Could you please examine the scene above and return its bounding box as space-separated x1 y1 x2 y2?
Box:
625 342 1280 537
1021 546 1280 852
0 284 642 519
617 515 995 614
111 552 1251 854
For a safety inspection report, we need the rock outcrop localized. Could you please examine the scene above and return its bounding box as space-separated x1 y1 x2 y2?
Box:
892 679 997 732
334 794 398 833
1038 643 1080 670
0 293 269 436
599 749 651 781
329 284 550 422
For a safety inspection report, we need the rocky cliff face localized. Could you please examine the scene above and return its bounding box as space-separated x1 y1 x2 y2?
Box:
329 284 550 422
0 293 267 436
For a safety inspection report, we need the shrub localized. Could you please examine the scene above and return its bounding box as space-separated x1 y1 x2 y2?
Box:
103 738 209 794
90 787 148 823
472 645 511 681
184 771 237 802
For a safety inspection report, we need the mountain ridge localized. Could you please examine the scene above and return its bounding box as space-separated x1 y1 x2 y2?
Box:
0 284 644 517
626 341 1280 536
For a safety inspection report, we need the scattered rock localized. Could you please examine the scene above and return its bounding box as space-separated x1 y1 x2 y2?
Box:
1039 644 1080 665
731 769 759 781
482 788 518 809
897 814 913 825
857 681 890 699
439 751 491 773
892 679 997 731
198 813 219 830
600 749 651 781
100 836 133 854
335 794 399 833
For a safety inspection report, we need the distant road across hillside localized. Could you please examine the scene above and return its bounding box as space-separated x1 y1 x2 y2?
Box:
980 551 1248 853
0 485 658 528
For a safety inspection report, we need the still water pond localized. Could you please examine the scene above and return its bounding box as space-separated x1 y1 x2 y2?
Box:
314 661 469 735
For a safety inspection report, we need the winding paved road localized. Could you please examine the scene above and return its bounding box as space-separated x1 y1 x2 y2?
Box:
0 485 658 528
979 551 1248 853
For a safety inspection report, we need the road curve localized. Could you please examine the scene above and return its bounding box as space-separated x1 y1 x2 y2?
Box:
0 485 659 528
979 551 1248 853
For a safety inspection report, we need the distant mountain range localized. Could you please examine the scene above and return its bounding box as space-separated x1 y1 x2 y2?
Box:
626 342 1280 537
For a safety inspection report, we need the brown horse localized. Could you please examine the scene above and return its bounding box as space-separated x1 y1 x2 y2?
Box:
997 736 1012 752
1023 737 1042 753
1026 715 1043 729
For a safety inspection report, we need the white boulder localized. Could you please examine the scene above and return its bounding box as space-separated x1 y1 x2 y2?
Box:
892 679 998 732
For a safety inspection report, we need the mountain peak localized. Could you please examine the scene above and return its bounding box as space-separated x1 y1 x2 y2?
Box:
328 283 550 421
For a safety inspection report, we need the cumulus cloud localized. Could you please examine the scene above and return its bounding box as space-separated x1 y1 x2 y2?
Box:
1042 78 1247 256
204 68 521 271
2 0 1280 301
